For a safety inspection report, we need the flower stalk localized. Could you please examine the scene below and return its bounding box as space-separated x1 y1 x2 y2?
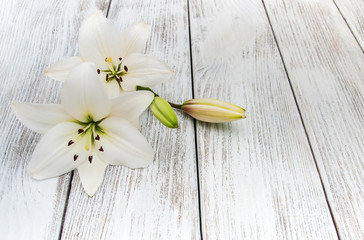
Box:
168 102 182 109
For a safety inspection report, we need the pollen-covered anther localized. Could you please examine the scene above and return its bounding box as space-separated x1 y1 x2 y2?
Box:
124 65 128 72
95 135 100 141
88 156 93 163
99 146 104 152
105 57 112 63
68 140 74 146
73 154 79 161
78 129 84 134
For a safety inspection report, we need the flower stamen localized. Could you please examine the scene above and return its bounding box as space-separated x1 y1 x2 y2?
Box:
68 140 74 146
73 154 78 161
100 57 128 89
88 156 93 163
78 129 84 134
99 146 104 152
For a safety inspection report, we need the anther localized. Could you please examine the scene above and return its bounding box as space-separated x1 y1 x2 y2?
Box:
124 65 128 72
68 140 74 146
119 76 123 82
97 69 100 74
99 146 104 152
73 154 79 161
106 74 109 81
78 129 84 134
88 156 93 163
119 57 122 61
95 135 100 141
105 57 112 63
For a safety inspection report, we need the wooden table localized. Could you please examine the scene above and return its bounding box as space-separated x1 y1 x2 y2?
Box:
1 0 363 239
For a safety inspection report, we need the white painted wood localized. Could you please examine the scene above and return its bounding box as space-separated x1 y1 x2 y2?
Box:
0 0 109 239
60 0 200 239
334 0 364 50
189 0 338 239
3 0 363 239
263 0 364 239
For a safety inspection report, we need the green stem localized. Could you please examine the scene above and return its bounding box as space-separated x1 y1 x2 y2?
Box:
136 86 159 97
136 85 184 109
168 102 183 109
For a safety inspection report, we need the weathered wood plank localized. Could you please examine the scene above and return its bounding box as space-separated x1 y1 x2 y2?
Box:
0 0 109 239
333 0 364 51
263 0 364 239
189 0 338 239
60 0 200 239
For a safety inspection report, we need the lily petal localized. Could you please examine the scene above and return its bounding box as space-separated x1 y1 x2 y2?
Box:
45 57 83 81
121 53 174 91
104 79 123 99
119 22 151 57
97 117 154 168
28 122 87 179
110 91 154 122
132 118 139 129
77 156 108 196
12 102 72 133
78 13 123 69
61 62 110 122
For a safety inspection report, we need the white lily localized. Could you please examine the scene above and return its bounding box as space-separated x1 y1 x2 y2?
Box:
13 62 155 196
46 13 173 98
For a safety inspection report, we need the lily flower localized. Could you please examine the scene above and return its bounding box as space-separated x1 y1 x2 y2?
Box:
46 13 173 98
12 62 155 196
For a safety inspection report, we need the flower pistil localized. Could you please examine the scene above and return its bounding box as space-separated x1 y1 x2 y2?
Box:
67 115 106 164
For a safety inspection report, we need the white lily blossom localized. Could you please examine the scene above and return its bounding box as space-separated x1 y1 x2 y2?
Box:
13 62 155 196
46 13 173 98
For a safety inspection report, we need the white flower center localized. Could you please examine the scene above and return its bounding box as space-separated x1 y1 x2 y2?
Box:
97 57 129 89
67 116 105 164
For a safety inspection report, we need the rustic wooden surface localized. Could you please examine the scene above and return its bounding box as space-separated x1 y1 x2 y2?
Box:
0 0 363 239
0 0 109 239
189 0 337 239
334 0 364 50
264 0 364 239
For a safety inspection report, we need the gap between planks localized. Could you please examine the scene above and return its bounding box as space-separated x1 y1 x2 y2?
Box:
331 0 364 53
58 172 74 240
57 1 112 239
261 0 342 239
186 0 204 239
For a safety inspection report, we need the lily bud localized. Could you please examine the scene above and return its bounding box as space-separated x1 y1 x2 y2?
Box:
150 97 179 128
181 98 246 123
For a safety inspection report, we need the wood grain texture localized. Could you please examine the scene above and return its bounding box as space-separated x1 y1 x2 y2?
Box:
0 0 109 239
189 0 338 239
263 0 364 239
60 0 200 239
333 0 364 51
